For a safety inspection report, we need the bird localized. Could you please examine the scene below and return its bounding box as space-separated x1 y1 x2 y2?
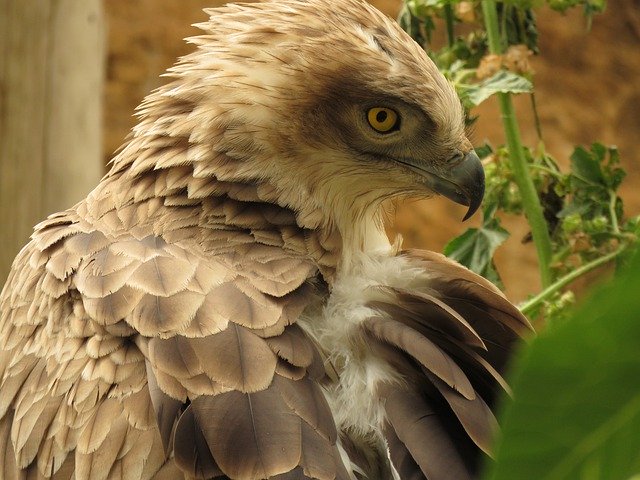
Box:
0 0 531 479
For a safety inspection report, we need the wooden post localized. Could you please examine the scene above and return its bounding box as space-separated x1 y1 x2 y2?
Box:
0 0 104 282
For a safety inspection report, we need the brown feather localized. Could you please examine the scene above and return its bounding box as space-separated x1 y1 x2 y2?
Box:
182 293 230 338
149 461 185 480
174 405 224 479
75 415 129 480
205 281 284 330
272 375 337 443
74 259 141 299
77 398 123 454
265 324 315 368
37 434 69 478
107 429 156 480
298 422 336 480
383 423 426 480
275 360 307 381
126 256 197 297
403 249 505 294
386 287 485 349
191 388 302 479
270 466 310 479
337 432 393 480
188 323 277 393
381 385 473 480
122 385 156 430
148 336 203 379
362 316 475 400
424 372 497 456
145 364 183 453
49 452 75 480
372 299 511 401
129 290 205 337
109 236 168 263
0 412 20 480
12 396 59 468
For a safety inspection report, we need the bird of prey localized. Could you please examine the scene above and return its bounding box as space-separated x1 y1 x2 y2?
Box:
0 0 530 479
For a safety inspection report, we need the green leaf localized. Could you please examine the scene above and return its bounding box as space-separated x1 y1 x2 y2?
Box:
570 145 606 186
464 71 533 107
559 144 625 225
475 142 494 160
484 253 640 480
444 216 509 284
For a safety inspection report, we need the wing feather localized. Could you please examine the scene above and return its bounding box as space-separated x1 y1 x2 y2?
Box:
173 405 225 479
362 316 475 400
363 250 533 478
191 388 302 479
381 386 473 480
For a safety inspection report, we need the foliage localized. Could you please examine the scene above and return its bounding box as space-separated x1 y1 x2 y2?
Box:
399 0 638 321
400 1 640 478
461 70 533 108
444 206 509 285
485 251 640 480
479 141 638 317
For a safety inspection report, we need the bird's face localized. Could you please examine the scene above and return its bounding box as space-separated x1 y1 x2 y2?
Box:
172 0 484 230
289 71 484 221
237 0 486 223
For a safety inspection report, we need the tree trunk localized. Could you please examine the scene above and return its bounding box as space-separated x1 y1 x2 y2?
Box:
0 0 104 282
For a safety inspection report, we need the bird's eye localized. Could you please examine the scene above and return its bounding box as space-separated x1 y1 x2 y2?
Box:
367 107 399 133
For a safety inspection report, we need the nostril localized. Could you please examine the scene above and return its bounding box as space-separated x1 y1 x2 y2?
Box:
448 151 465 165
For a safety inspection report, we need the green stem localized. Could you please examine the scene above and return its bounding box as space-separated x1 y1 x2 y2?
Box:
519 247 625 316
500 4 509 51
482 0 554 288
609 191 620 235
529 163 562 179
530 93 543 142
444 3 456 48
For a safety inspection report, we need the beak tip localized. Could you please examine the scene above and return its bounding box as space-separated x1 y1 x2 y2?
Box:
459 151 485 221
462 184 484 221
462 208 474 222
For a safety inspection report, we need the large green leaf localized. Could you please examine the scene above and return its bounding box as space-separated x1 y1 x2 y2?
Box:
484 254 640 480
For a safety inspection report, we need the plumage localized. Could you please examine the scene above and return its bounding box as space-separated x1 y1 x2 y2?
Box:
174 406 225 479
192 388 302 479
382 386 474 480
362 316 476 400
0 0 532 478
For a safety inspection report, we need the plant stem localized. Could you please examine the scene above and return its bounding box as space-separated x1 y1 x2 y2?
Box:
529 163 562 178
530 93 543 142
481 0 554 288
519 246 625 316
609 191 620 234
444 3 456 48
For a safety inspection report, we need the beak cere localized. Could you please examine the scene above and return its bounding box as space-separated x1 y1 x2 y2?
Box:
437 150 485 221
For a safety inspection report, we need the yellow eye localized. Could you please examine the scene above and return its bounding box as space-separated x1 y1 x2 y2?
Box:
367 107 399 133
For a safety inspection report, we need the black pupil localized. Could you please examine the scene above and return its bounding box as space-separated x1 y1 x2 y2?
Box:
376 110 388 123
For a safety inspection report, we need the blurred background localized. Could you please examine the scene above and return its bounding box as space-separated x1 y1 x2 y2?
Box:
1 0 638 302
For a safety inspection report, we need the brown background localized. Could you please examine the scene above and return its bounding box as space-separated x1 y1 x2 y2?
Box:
103 0 640 302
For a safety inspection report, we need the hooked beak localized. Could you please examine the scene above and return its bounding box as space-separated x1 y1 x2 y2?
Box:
431 150 485 221
397 150 485 221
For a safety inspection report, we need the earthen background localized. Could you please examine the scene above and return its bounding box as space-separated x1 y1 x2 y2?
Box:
103 0 640 302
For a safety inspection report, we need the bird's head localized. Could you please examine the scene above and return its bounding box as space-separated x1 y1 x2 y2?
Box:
130 0 483 250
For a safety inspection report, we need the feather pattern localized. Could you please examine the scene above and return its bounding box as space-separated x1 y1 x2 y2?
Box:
358 250 531 477
0 0 530 478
